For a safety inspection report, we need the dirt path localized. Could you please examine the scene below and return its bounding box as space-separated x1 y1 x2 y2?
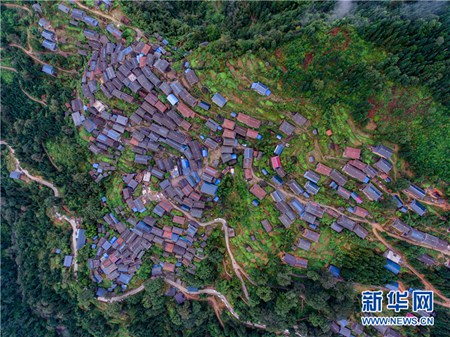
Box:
74 1 144 41
19 80 48 106
55 212 80 275
1 140 61 197
97 278 244 322
372 227 450 307
0 65 18 73
9 43 77 74
167 200 254 300
3 3 31 14
2 141 83 276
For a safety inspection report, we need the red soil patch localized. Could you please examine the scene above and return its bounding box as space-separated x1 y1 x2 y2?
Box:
328 27 351 51
275 48 287 72
275 48 284 61
304 52 314 70
330 27 340 36
367 97 380 119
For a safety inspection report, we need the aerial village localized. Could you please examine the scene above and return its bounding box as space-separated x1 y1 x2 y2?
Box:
13 2 449 335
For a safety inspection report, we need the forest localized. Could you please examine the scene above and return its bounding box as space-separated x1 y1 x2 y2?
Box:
1 1 449 336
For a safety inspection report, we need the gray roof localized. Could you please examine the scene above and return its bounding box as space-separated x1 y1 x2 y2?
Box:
154 58 170 73
303 229 320 242
330 222 344 233
292 113 308 126
417 254 436 266
185 69 199 86
337 216 356 231
342 163 369 183
304 170 321 184
362 183 382 201
304 181 320 195
279 120 295 135
58 4 71 13
391 219 410 234
406 183 426 200
212 93 227 107
76 229 86 249
374 158 392 174
330 169 348 186
301 212 316 225
63 255 73 267
279 214 293 228
297 238 312 251
372 144 394 159
410 200 426 216
353 224 369 239
261 220 273 232
200 182 218 196
287 180 304 195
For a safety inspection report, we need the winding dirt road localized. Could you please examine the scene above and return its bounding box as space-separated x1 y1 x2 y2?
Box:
57 213 80 275
97 278 241 321
18 80 48 106
1 140 60 197
0 65 18 73
2 141 83 276
2 3 31 14
74 1 144 41
166 201 254 301
9 43 77 74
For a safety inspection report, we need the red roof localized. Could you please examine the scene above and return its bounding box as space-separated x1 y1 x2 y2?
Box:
130 138 139 146
237 113 261 129
249 184 267 200
326 129 333 136
173 216 186 225
141 44 151 55
271 156 282 169
160 200 173 212
349 159 367 171
222 129 236 139
246 129 259 139
163 231 172 239
177 102 195 118
315 163 332 176
354 206 369 218
163 262 175 272
139 56 147 68
155 101 167 113
222 119 235 130
244 168 253 180
180 120 191 130
203 166 218 177
189 192 201 201
144 93 158 105
109 253 119 263
344 147 361 159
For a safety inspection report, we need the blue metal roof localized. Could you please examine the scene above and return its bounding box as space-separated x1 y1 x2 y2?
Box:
328 265 341 278
384 260 401 275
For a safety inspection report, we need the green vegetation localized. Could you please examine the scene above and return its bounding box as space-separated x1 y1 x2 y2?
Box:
1 1 449 336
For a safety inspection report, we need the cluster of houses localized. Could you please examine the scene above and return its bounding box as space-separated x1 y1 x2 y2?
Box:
61 13 274 291
33 4 57 53
89 213 207 295
32 3 447 305
391 219 449 252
